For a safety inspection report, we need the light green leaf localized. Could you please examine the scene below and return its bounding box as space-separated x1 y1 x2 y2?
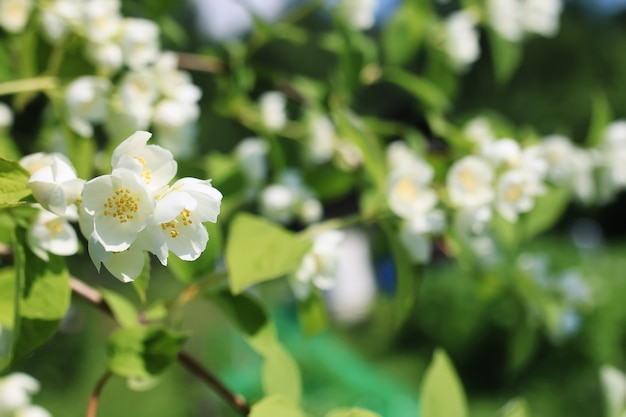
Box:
0 267 17 370
498 398 530 417
383 68 450 112
382 0 431 66
100 288 139 328
487 29 523 84
326 408 381 417
262 347 302 403
421 349 468 417
249 395 308 417
107 326 187 378
297 290 328 336
226 213 311 294
586 93 613 147
0 158 31 209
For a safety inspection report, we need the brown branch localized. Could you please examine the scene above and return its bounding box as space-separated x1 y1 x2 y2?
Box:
86 370 112 417
69 277 251 416
177 53 225 74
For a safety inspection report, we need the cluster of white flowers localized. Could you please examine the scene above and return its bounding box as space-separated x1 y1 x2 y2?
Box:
0 0 202 156
290 230 345 300
79 131 222 282
386 142 444 263
19 153 84 262
0 373 51 417
306 114 362 171
259 169 322 225
487 0 564 42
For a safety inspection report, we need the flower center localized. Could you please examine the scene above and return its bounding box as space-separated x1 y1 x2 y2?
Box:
458 168 477 192
160 209 192 238
103 188 141 223
394 177 418 202
505 183 523 202
134 156 152 184
44 218 64 237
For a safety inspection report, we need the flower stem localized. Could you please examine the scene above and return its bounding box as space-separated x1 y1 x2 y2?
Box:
0 77 59 96
86 370 112 417
69 277 251 415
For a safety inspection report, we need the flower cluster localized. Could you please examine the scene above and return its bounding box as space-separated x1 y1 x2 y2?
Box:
0 1 201 157
306 114 362 171
0 373 51 417
79 131 222 282
487 0 564 41
259 170 322 225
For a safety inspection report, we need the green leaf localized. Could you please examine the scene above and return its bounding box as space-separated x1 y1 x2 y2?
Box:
132 252 151 303
421 349 468 417
0 267 18 370
108 326 187 378
210 289 268 336
487 29 523 84
381 220 420 328
521 186 570 241
100 288 139 328
0 158 31 209
168 222 223 284
304 166 355 202
67 134 96 180
382 0 431 66
249 395 308 417
498 398 529 417
226 213 311 294
383 68 450 112
586 93 613 147
262 347 302 403
297 290 328 336
12 228 70 362
326 408 381 417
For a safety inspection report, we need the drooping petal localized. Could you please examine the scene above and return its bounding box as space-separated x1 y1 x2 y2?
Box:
102 244 145 282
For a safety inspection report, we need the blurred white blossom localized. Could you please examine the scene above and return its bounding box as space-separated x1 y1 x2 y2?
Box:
65 76 111 137
338 0 376 30
444 11 480 71
0 102 13 130
120 18 160 70
259 91 287 131
447 155 495 208
259 170 322 224
495 168 545 222
27 205 79 261
0 0 32 33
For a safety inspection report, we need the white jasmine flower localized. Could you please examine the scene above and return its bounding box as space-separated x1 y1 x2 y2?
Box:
152 53 202 105
81 167 155 252
0 373 39 412
487 0 523 42
0 102 13 129
21 152 85 216
27 205 79 261
235 137 269 186
337 0 376 30
600 366 626 417
85 41 123 72
141 178 222 265
39 0 80 43
82 0 121 43
601 121 626 191
386 140 418 169
120 18 160 70
83 232 147 282
117 70 159 110
111 130 177 192
444 11 480 71
0 0 32 33
400 210 446 264
152 98 198 130
334 141 362 171
464 117 496 146
65 76 110 137
453 206 500 265
259 91 287 131
154 123 197 159
308 115 336 164
15 404 52 417
297 198 323 224
480 138 522 168
569 148 596 203
521 0 563 37
291 230 344 300
495 168 545 222
387 163 437 221
447 156 495 208
538 135 576 184
259 184 294 224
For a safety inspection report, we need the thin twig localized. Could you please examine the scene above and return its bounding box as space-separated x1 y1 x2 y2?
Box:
86 370 112 417
177 53 225 74
69 277 251 416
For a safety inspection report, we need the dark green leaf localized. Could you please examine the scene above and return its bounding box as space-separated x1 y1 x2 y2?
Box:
487 29 523 84
225 213 311 294
383 68 450 112
586 93 613 147
0 158 31 209
108 326 187 378
521 186 570 241
382 0 431 66
210 289 268 336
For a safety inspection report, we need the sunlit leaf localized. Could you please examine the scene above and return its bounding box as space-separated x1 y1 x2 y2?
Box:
226 213 311 294
249 395 308 417
0 158 31 209
100 288 139 328
421 349 468 417
326 408 381 417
